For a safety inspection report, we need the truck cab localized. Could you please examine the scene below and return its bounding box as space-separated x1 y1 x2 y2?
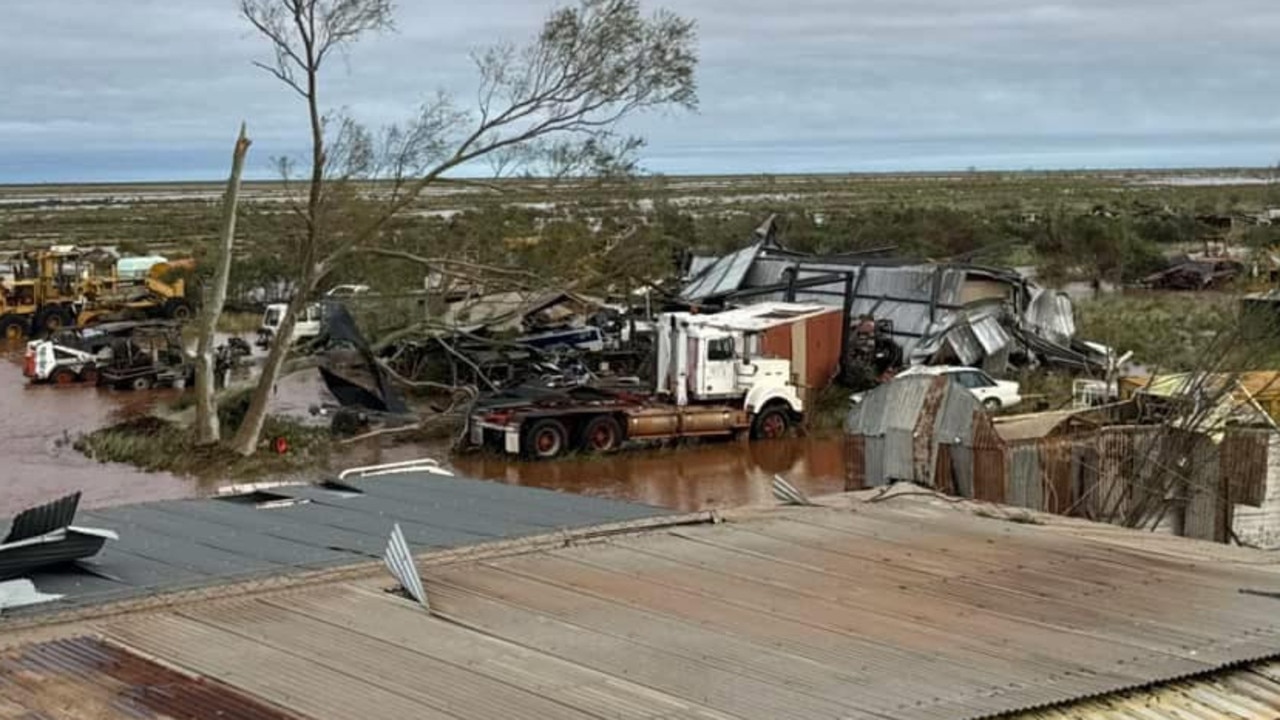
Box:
657 313 804 416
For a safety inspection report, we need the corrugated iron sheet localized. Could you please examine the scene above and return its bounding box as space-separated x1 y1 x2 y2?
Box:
17 497 1271 720
971 315 1012 355
846 434 866 491
0 636 296 719
1223 428 1269 507
1024 288 1076 345
3 491 80 543
1012 660 1280 719
1007 444 1043 509
681 242 763 301
912 377 948 486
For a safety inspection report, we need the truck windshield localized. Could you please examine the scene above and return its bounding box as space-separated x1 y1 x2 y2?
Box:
707 337 735 361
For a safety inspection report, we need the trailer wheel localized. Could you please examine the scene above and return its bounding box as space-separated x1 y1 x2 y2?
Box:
750 405 791 440
130 375 155 391
580 415 623 453
0 315 26 341
523 419 569 460
50 367 77 386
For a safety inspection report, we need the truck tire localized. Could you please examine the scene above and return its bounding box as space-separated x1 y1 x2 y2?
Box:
32 306 72 335
750 405 791 440
0 315 26 341
523 418 569 460
130 375 155 391
49 367 78 386
580 415 623 453
164 298 194 321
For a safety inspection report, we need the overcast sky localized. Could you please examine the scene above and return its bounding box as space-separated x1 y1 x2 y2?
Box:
3 0 1279 182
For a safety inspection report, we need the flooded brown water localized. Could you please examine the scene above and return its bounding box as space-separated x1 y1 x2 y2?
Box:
0 339 850 515
344 435 850 513
0 341 195 511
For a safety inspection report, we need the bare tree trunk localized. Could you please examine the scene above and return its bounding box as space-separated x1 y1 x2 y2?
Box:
196 124 252 446
230 19 328 458
228 284 311 455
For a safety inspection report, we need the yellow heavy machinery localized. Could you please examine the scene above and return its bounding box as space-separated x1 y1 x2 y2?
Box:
0 248 194 340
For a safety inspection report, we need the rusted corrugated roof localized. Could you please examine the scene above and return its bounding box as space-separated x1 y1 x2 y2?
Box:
0 635 297 719
34 494 1278 720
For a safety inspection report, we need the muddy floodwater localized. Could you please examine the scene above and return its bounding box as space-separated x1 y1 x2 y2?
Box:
0 340 849 514
0 342 195 511
352 435 851 513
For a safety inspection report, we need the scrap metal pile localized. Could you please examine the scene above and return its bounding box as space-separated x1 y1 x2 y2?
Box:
680 217 1110 374
309 216 1115 447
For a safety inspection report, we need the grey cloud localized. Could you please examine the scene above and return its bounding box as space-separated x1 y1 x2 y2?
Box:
2 0 1278 181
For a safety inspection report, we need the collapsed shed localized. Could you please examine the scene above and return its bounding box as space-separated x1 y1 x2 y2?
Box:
683 219 1104 372
846 377 1273 543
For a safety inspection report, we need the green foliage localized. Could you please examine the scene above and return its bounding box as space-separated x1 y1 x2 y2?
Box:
1075 293 1237 372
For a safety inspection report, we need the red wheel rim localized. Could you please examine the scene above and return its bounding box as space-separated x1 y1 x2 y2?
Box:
81 369 98 384
54 371 74 386
590 424 616 450
762 414 785 438
536 430 559 454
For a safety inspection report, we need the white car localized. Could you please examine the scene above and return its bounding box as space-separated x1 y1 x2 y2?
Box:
256 302 323 348
895 365 1022 410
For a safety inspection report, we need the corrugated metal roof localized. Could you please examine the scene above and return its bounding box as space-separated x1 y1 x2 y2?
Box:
681 242 764 301
994 410 1089 442
847 374 937 436
0 636 297 719
16 495 1262 720
3 471 667 619
1011 660 1280 719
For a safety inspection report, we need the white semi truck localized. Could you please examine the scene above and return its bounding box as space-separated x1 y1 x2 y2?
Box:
468 303 838 459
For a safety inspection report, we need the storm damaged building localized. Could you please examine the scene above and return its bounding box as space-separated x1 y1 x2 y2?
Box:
682 218 1103 372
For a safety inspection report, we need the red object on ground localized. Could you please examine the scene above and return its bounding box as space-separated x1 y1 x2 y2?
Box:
273 436 289 455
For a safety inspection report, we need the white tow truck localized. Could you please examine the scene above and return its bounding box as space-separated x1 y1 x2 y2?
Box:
469 303 838 459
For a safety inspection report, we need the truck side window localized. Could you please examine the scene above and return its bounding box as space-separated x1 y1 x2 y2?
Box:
707 337 735 361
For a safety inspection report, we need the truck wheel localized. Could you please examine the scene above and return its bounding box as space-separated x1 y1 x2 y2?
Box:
750 405 791 440
32 307 71 335
50 367 78 386
130 376 154 391
164 299 194 321
0 315 26 341
523 419 569 460
580 415 623 453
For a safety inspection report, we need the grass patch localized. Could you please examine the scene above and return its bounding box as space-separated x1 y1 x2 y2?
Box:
1075 292 1237 372
76 413 330 479
216 311 262 334
808 384 851 432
